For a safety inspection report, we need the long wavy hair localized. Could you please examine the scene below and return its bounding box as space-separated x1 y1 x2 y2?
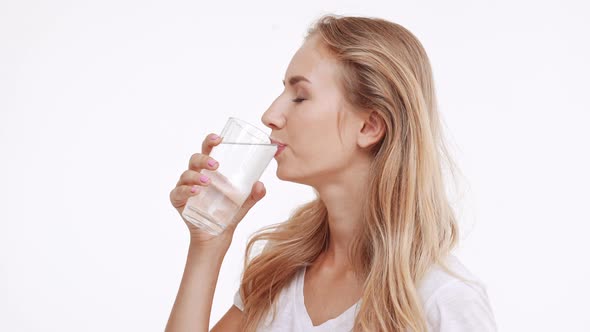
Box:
237 14 467 331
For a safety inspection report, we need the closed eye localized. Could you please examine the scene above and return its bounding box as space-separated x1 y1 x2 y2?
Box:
292 98 305 103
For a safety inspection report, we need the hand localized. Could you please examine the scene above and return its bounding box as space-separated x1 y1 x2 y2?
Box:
169 133 268 248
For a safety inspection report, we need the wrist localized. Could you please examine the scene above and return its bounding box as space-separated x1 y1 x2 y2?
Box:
189 229 234 254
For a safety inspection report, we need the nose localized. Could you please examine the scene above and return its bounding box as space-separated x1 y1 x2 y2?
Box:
261 98 286 130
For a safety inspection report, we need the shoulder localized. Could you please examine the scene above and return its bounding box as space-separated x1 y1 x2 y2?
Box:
233 266 304 312
418 254 498 331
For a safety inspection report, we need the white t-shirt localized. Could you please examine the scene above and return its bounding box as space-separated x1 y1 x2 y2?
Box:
233 254 497 331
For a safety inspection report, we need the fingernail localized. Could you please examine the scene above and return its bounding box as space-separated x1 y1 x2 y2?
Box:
190 185 198 193
200 175 209 183
208 159 218 167
210 134 219 141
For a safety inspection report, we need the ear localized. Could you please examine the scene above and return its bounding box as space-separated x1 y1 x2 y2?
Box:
357 111 386 149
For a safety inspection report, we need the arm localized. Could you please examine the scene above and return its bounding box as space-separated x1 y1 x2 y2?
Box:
165 239 230 332
167 133 267 331
210 305 244 331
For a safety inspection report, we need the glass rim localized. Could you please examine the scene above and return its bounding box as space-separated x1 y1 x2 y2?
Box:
225 117 278 146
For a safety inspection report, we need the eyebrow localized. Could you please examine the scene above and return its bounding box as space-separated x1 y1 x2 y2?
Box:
282 75 311 87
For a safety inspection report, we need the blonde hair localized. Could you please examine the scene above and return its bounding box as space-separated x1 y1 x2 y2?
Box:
237 14 466 331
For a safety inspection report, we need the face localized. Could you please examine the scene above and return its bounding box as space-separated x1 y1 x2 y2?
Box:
261 35 366 186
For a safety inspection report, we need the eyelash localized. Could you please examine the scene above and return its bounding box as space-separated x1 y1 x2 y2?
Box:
292 98 305 103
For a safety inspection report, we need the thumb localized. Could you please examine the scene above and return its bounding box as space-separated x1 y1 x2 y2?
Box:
230 181 266 227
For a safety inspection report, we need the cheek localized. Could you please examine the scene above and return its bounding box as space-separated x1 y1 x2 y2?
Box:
280 102 352 176
300 134 349 173
293 113 349 163
276 138 352 184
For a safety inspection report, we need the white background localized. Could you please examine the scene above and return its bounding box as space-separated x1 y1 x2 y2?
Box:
1 0 589 331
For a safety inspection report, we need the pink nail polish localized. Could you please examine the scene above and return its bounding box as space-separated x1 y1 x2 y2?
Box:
190 185 198 193
200 175 209 183
210 134 219 141
208 159 217 167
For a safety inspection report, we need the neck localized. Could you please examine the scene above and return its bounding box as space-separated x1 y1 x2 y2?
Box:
312 156 371 273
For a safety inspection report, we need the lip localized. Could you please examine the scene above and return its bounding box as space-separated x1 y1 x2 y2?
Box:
270 138 287 157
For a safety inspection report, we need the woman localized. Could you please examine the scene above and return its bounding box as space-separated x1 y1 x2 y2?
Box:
166 15 497 332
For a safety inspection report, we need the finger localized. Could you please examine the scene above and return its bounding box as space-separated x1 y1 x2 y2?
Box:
176 169 213 187
231 181 266 224
187 153 219 173
170 184 201 209
201 133 223 155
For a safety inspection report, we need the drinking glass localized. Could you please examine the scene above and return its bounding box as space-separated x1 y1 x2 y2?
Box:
182 117 278 235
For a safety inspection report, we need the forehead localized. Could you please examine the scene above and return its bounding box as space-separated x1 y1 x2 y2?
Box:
285 35 342 88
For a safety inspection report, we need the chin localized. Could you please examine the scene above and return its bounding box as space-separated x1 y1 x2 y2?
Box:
276 166 291 181
276 165 309 185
